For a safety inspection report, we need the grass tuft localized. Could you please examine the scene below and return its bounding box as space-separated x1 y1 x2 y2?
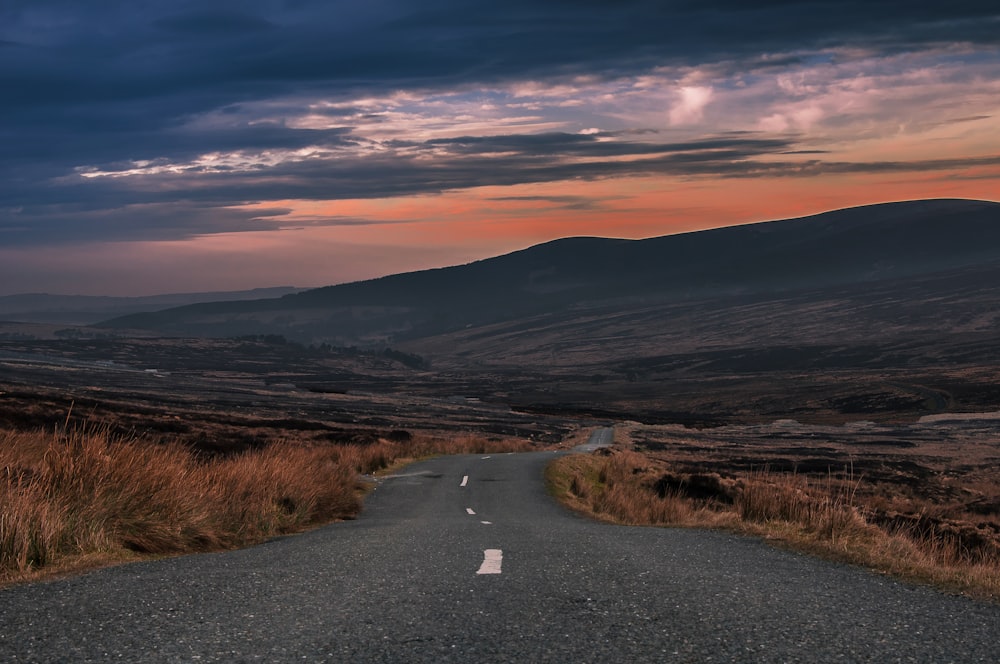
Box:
547 448 1000 600
0 424 529 585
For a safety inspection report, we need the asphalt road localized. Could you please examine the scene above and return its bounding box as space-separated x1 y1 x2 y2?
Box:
1 446 998 662
574 425 614 452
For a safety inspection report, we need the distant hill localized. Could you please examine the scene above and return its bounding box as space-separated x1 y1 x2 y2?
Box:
0 288 302 325
100 199 1000 345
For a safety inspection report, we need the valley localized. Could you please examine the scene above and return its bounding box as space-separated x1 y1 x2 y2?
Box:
2 199 999 595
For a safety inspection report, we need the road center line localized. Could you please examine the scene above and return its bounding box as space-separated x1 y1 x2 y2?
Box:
466 507 476 515
477 549 503 575
460 475 468 487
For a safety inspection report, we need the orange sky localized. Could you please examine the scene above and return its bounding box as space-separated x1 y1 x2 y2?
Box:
239 168 998 263
2 22 998 295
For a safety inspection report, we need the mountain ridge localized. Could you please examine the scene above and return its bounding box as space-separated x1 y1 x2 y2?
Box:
99 198 1000 345
0 288 302 326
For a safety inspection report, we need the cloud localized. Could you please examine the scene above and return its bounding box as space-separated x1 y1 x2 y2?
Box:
486 194 623 211
1 0 999 255
669 86 714 125
152 10 276 35
6 116 998 250
0 201 288 247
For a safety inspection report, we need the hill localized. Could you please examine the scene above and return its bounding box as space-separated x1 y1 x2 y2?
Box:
0 288 302 326
100 199 1000 346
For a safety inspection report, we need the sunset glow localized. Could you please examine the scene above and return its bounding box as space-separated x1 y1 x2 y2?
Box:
1 2 998 295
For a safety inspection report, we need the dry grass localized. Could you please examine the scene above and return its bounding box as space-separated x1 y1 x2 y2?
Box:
547 448 1000 601
0 424 528 586
547 449 723 527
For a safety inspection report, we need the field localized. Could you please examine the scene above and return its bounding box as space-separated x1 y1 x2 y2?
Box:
2 294 999 597
0 331 579 451
547 417 1000 599
0 332 568 584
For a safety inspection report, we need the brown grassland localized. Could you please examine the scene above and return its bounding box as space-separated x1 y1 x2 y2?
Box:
2 329 998 601
0 422 529 587
547 428 1000 601
4 248 1000 608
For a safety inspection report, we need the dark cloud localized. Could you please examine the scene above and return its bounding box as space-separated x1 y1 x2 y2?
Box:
153 11 277 35
4 2 995 111
0 132 797 220
7 126 997 247
0 201 286 247
1 0 998 248
420 134 792 159
487 194 622 211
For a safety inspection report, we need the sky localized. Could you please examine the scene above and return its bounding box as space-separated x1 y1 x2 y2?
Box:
1 1 999 296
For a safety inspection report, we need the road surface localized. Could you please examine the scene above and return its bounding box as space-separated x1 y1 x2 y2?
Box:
1 449 998 662
574 426 614 452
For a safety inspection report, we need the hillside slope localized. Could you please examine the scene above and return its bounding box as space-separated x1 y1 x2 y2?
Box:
100 199 1000 345
0 288 301 326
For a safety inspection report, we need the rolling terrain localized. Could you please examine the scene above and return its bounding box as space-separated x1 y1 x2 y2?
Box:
0 197 990 428
100 199 1000 347
0 288 301 326
2 197 999 608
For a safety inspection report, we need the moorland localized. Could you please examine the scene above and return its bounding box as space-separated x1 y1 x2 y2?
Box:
2 198 999 595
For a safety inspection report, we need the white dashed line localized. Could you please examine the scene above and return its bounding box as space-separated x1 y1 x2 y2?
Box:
466 507 476 515
480 521 492 525
477 549 503 575
481 456 491 459
460 475 469 487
